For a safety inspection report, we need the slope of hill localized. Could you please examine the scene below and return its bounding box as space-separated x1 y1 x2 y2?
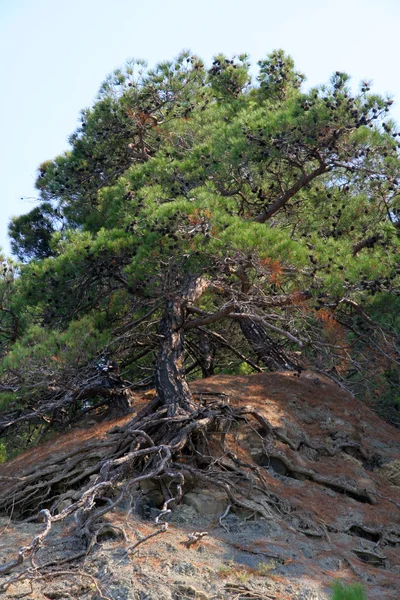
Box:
0 372 399 599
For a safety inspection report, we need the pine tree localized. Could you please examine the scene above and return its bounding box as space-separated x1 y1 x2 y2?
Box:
3 50 400 443
1 53 400 584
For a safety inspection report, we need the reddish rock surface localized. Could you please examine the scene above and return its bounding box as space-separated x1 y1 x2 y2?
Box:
0 372 399 599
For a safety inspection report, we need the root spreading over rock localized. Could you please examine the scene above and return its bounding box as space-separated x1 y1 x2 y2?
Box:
0 372 399 599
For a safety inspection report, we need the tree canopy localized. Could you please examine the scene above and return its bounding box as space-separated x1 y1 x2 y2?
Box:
1 49 400 455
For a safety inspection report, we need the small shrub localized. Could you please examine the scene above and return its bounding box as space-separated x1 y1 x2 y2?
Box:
256 560 276 576
331 581 367 600
0 442 7 464
236 570 250 583
218 562 234 578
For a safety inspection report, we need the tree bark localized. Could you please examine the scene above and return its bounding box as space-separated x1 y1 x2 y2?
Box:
197 331 215 378
156 277 210 416
238 317 298 371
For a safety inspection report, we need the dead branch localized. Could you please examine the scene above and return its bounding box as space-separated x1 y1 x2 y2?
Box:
127 523 168 555
227 313 303 347
197 327 263 372
181 531 208 548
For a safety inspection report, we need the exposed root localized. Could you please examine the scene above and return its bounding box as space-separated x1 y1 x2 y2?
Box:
0 390 398 593
353 548 387 568
224 582 277 599
368 490 400 510
0 401 255 585
127 522 168 555
181 530 209 548
219 503 232 532
0 509 52 578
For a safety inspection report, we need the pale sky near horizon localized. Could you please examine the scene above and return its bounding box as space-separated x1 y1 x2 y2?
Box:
1 0 399 257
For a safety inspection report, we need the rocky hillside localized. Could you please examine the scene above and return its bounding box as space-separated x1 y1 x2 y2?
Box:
0 372 399 599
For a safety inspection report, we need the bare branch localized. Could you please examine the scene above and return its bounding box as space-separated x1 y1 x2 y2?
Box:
254 162 328 223
228 313 303 347
198 327 263 372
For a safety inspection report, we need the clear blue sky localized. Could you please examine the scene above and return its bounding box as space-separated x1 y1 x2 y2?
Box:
1 0 399 257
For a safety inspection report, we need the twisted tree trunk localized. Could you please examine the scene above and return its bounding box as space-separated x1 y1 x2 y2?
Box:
156 276 210 416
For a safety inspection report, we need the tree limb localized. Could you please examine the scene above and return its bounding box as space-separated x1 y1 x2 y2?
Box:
228 313 303 347
197 326 263 372
254 162 328 222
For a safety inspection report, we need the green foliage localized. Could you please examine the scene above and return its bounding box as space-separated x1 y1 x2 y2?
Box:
28 50 209 239
208 53 251 99
331 581 367 600
9 202 60 261
0 441 7 463
2 49 400 446
257 49 305 101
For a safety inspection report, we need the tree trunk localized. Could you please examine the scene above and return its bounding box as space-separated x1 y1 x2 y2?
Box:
156 295 194 416
239 317 297 371
198 331 215 378
156 277 210 416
